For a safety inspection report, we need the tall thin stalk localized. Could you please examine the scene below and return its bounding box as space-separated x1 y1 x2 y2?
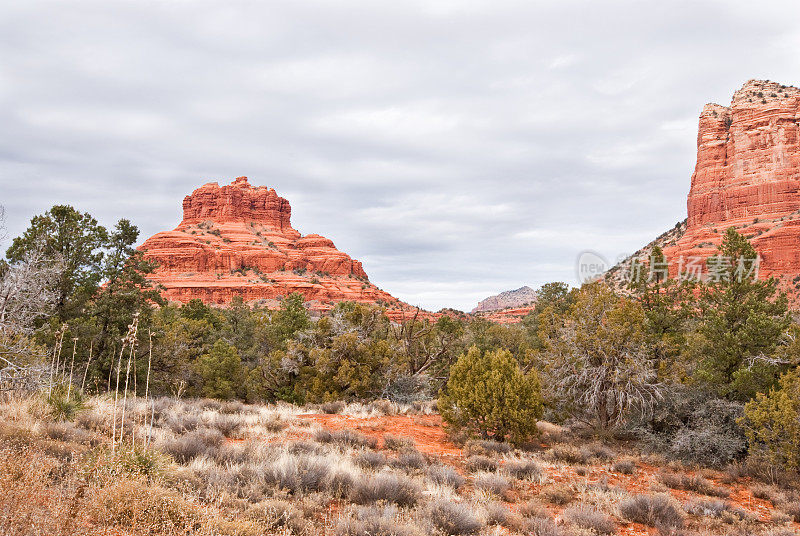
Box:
81 341 93 393
145 329 153 446
66 338 77 401
111 343 125 452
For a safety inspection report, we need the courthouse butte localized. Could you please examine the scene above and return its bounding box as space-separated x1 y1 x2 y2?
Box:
608 79 800 302
138 176 429 320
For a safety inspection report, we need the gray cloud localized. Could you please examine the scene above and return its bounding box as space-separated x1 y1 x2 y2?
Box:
1 0 799 310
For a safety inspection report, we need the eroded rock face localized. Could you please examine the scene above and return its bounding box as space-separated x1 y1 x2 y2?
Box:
471 286 537 313
610 80 800 301
139 177 413 312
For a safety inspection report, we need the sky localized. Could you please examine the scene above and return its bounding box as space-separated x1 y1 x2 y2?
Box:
1 1 799 312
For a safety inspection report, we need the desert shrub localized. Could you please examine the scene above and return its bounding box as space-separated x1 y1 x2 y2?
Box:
548 444 584 464
43 420 95 444
463 438 512 456
473 471 510 496
580 443 616 462
519 499 550 519
426 465 465 489
524 516 566 536
315 428 378 449
781 501 800 522
466 455 498 472
161 428 224 463
355 450 387 469
116 445 168 478
207 413 245 437
742 367 800 472
620 494 683 529
383 374 432 404
46 386 84 421
428 499 484 535
750 484 782 503
658 472 729 498
504 457 543 481
335 516 419 536
263 453 341 495
611 458 637 475
246 498 309 534
350 473 422 507
684 499 749 522
85 479 202 532
485 501 524 530
541 483 575 505
321 400 346 414
163 412 203 433
669 398 747 468
393 450 427 471
724 455 796 487
383 433 414 450
440 346 543 446
642 388 748 468
563 505 615 534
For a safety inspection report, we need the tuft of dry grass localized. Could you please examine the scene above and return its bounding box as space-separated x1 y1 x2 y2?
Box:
427 499 484 535
349 472 422 507
503 456 544 481
465 454 498 472
658 471 729 498
563 504 616 534
472 471 510 497
620 493 684 529
315 428 378 450
541 482 576 505
464 439 512 457
427 464 465 489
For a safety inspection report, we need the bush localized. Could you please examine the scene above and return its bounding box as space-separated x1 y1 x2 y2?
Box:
620 494 683 528
161 428 224 463
426 465 465 489
541 483 575 505
504 457 543 481
383 434 414 450
472 471 510 496
611 459 637 475
355 450 387 469
350 473 421 507
439 346 543 446
393 450 427 471
742 367 800 472
466 455 497 472
315 428 378 450
563 505 615 534
547 444 583 464
428 499 483 535
485 502 523 530
658 472 729 498
463 439 512 456
46 386 85 421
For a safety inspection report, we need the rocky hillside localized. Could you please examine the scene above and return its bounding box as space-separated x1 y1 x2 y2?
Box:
608 79 800 301
472 286 537 313
139 177 427 319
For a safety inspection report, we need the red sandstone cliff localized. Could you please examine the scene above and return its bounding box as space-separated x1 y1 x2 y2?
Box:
139 177 429 318
608 80 800 300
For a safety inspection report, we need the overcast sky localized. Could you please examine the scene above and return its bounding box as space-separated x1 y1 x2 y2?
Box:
1 1 799 311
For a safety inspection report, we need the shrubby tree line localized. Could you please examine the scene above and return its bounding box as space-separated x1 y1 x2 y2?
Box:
2 205 800 473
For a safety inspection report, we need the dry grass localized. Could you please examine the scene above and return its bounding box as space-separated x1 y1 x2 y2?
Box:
0 393 789 536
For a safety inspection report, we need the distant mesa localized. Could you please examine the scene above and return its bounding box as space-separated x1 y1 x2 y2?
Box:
138 176 429 320
607 79 800 303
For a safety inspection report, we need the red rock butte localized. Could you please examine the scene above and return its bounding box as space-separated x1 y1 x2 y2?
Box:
611 80 800 302
139 177 430 319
